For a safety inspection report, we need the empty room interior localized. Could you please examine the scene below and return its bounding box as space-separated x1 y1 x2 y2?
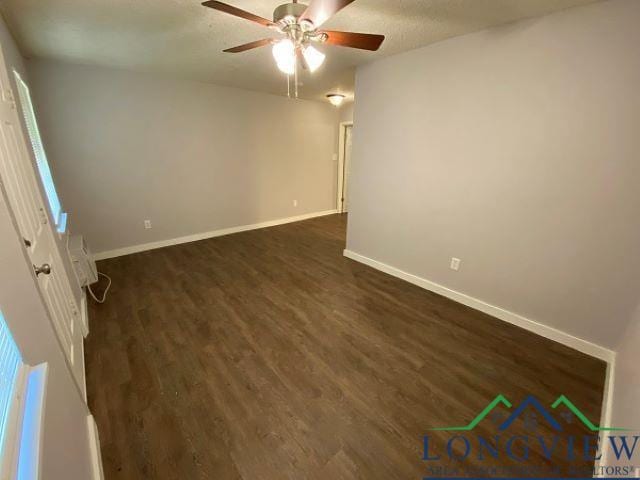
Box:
0 0 639 479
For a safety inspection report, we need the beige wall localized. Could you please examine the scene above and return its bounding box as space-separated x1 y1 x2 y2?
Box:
27 60 340 254
346 0 640 349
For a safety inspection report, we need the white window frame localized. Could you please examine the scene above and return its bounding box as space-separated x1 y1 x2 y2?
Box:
0 373 27 479
0 311 47 480
0 311 27 478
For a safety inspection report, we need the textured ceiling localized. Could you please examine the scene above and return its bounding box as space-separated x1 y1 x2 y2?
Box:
1 0 601 102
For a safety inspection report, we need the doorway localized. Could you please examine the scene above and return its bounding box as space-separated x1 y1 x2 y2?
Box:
337 121 353 214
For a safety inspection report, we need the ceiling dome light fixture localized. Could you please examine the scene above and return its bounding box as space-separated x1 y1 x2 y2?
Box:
326 93 346 107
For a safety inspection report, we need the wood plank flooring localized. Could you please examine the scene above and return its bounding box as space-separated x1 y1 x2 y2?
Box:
86 214 606 479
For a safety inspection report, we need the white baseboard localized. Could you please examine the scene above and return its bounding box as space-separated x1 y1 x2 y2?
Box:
95 209 338 260
87 415 105 480
343 249 614 363
595 358 617 474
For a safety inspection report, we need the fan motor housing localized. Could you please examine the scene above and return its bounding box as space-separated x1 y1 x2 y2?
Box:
273 3 307 23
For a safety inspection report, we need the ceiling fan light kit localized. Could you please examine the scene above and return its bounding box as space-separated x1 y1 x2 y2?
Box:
302 45 326 73
202 0 385 98
272 39 296 74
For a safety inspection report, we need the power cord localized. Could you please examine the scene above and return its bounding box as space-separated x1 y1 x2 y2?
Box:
88 272 112 304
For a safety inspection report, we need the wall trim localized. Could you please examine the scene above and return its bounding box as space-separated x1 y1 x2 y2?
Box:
343 249 615 363
95 209 339 260
87 415 104 480
595 357 617 475
336 121 354 214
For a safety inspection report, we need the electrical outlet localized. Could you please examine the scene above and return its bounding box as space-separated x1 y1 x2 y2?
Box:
293 200 298 207
144 220 152 229
450 257 461 271
332 153 338 161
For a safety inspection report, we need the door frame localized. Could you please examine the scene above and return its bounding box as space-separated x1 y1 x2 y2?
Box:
336 121 353 214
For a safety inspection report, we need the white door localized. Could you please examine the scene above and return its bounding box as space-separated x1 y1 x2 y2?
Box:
0 47 85 392
0 195 100 479
341 124 353 213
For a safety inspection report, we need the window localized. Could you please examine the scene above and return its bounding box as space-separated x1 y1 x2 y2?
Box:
0 310 23 473
13 71 66 234
0 311 46 480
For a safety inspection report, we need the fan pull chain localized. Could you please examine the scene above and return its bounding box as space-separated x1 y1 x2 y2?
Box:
294 59 299 98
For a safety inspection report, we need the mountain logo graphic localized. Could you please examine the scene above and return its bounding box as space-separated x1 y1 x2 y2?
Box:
429 394 627 432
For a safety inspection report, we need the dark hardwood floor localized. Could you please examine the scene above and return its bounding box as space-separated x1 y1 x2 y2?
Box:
86 214 606 479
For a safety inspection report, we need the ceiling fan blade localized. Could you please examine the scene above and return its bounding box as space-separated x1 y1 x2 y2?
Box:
300 0 356 29
322 30 385 51
202 1 273 27
223 38 274 53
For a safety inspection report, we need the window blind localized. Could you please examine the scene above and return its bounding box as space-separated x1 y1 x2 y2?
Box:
0 310 22 458
13 72 63 229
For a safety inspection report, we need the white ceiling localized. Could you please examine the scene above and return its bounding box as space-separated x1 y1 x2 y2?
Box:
1 0 601 102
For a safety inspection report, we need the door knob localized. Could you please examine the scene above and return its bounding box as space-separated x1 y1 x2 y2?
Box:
34 263 52 276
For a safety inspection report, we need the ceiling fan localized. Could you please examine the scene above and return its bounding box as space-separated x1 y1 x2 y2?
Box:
202 0 385 96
